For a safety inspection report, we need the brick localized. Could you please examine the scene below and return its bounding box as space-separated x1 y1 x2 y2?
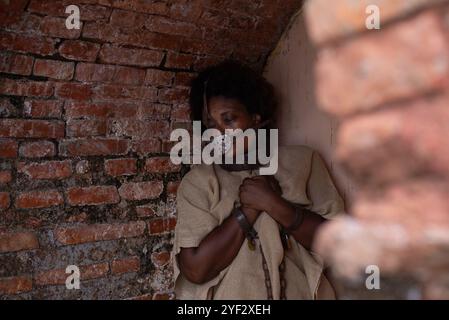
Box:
195 8 229 28
227 29 274 50
81 22 119 43
0 79 54 98
111 0 168 15
169 0 202 22
66 119 107 137
118 181 163 201
0 231 39 253
55 83 93 100
28 0 111 21
105 158 137 176
139 103 171 120
144 15 199 38
193 55 223 71
165 52 195 70
131 139 161 155
305 0 447 45
171 103 191 121
0 171 12 184
0 192 10 210
228 13 257 30
144 69 174 86
146 33 184 51
83 22 181 51
34 263 109 286
24 100 62 118
109 9 146 28
151 251 170 268
316 11 449 116
0 139 18 158
3 12 42 33
148 217 176 235
18 160 72 180
39 16 82 39
79 263 108 280
75 63 145 85
167 181 180 197
181 37 230 56
0 0 28 12
54 221 146 245
337 93 449 186
99 44 164 67
59 138 130 156
65 101 138 119
0 52 34 75
19 141 56 158
65 101 110 119
93 84 157 101
144 157 181 173
0 119 64 138
111 256 140 275
16 189 64 209
353 180 449 226
33 59 75 80
0 276 32 295
157 87 190 104
66 185 120 206
0 14 21 29
108 119 169 139
174 72 196 87
59 40 100 62
111 11 199 39
0 31 56 56
314 216 449 283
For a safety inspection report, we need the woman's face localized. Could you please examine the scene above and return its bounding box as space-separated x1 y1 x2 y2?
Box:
203 96 261 157
204 96 260 132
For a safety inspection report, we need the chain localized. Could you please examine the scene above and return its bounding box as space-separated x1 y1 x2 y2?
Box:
260 244 286 300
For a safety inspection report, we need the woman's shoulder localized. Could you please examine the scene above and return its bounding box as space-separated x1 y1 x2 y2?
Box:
181 163 214 180
278 144 316 162
274 145 322 179
177 164 215 193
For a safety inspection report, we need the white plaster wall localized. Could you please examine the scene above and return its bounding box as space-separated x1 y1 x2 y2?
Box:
263 8 356 206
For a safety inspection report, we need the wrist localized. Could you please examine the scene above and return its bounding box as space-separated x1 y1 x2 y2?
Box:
241 206 259 224
269 197 297 227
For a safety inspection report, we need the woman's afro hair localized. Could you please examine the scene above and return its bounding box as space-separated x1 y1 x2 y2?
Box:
189 60 278 128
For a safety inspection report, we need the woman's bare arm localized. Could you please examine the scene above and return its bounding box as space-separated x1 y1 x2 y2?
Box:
177 207 259 284
267 198 326 250
239 176 326 251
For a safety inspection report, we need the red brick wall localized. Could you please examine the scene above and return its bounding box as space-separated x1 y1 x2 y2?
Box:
304 0 449 298
0 0 303 299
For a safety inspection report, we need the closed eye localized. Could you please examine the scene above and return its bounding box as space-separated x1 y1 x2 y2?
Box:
221 112 236 125
223 117 235 125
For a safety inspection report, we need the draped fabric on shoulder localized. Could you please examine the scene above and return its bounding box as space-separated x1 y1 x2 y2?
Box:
172 145 346 300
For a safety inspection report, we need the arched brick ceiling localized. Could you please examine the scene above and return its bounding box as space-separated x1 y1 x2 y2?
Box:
1 0 304 72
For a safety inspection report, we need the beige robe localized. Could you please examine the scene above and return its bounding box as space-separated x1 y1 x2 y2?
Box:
172 145 346 300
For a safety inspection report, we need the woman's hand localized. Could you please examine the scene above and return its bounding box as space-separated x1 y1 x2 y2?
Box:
239 176 283 213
